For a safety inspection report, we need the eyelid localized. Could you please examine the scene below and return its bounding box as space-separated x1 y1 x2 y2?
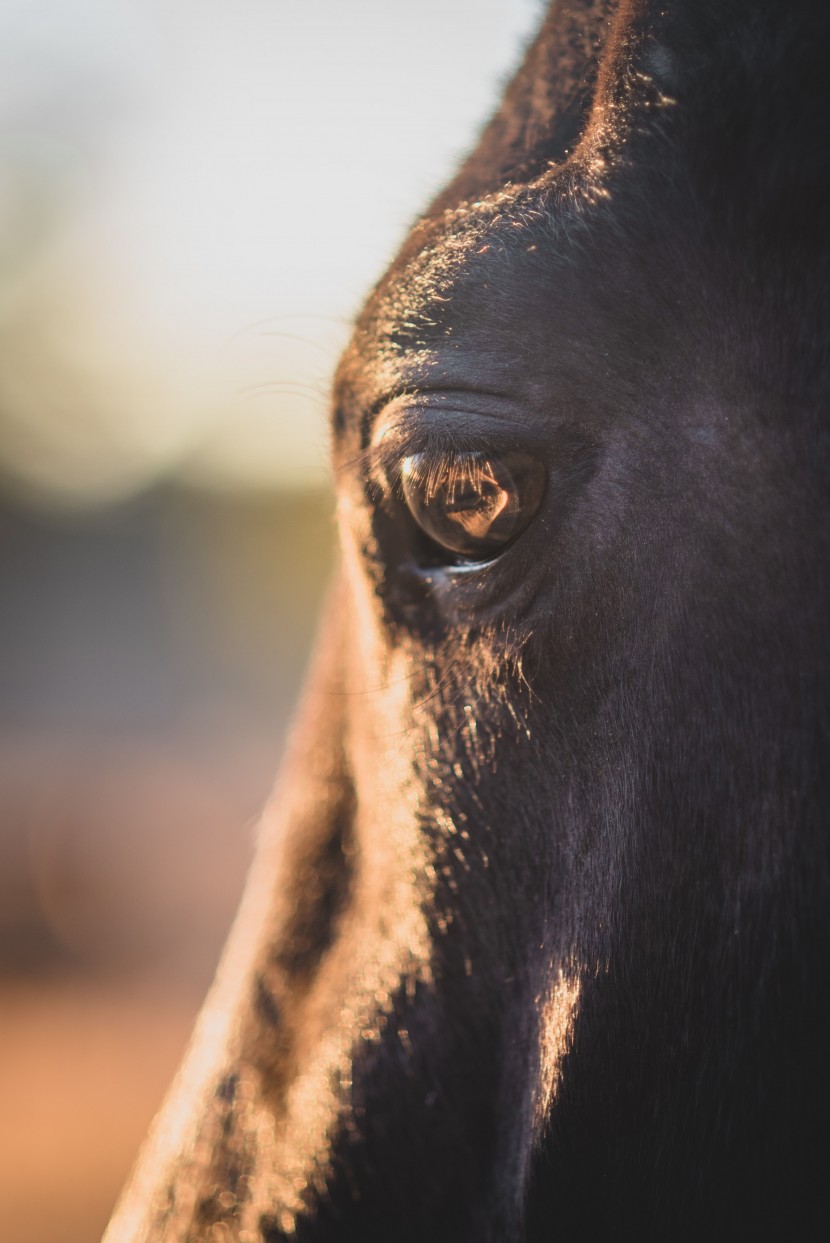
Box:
370 405 461 453
353 395 550 501
368 388 540 446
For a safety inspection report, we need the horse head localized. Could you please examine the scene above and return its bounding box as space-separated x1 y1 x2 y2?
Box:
105 2 830 1238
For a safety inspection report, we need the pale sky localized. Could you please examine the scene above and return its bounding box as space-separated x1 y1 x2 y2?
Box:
0 0 541 504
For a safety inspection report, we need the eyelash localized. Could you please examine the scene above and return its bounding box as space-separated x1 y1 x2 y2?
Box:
357 417 501 499
355 429 466 502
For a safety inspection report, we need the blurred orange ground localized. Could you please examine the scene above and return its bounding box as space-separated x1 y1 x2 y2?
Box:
0 973 202 1243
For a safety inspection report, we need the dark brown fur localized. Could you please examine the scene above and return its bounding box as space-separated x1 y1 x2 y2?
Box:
105 4 830 1240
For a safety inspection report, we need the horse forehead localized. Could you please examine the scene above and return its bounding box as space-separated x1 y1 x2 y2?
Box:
332 11 830 416
334 187 614 417
361 192 557 340
335 189 827 445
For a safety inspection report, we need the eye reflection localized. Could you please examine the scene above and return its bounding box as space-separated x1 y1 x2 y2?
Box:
400 450 545 561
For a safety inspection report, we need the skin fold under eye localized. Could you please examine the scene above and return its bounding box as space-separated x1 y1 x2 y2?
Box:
399 449 546 562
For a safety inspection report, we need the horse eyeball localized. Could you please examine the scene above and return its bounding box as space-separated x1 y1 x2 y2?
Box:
400 450 545 561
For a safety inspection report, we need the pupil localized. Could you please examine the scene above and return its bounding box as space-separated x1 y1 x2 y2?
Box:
444 473 510 538
446 483 487 512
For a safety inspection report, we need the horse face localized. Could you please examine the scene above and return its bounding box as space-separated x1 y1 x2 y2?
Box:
105 3 830 1240
321 7 830 1234
328 166 829 1242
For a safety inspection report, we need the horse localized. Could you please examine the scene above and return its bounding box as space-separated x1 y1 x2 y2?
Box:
103 1 830 1238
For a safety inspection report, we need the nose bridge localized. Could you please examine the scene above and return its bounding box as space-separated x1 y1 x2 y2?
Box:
103 572 444 1241
103 583 360 1242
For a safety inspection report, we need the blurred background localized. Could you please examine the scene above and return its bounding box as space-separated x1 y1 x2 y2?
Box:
0 2 539 1239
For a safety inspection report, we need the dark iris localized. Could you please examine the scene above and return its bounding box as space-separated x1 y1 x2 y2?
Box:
400 450 545 561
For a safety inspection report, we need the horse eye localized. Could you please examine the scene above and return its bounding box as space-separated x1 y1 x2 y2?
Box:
400 450 546 561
